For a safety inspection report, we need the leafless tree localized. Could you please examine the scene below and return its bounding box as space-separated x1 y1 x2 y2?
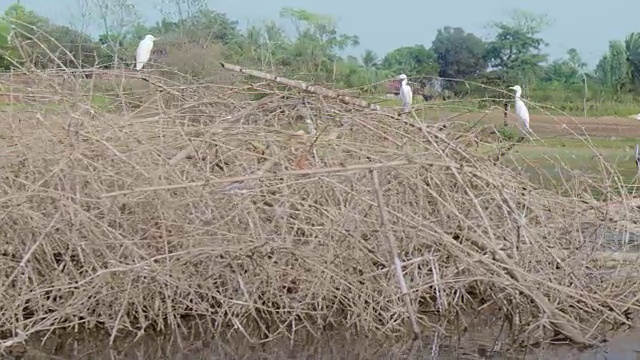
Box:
68 0 92 67
92 0 140 68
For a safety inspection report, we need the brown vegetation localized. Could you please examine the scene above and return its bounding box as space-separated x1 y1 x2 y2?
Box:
1 66 640 357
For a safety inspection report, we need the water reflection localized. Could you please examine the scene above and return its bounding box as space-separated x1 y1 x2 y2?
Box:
15 326 640 360
25 331 427 359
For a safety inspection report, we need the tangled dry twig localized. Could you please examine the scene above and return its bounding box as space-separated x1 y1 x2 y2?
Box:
0 66 639 353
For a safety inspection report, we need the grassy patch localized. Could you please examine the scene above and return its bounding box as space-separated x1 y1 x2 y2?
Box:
90 94 116 111
498 140 639 197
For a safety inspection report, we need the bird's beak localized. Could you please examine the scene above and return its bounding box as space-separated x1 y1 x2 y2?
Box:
508 86 516 90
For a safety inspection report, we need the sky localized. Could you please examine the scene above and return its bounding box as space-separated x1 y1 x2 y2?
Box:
2 0 638 69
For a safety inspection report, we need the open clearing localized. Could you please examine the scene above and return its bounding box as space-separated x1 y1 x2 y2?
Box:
415 106 640 138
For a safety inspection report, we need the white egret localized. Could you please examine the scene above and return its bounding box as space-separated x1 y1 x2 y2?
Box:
509 85 532 136
135 35 157 71
397 74 413 113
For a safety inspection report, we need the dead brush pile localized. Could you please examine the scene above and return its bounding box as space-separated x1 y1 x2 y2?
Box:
0 77 639 349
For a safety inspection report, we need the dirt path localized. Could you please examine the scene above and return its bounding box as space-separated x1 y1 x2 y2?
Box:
431 108 640 138
528 114 640 138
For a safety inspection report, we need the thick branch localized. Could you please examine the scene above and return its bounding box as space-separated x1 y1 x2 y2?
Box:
219 62 384 112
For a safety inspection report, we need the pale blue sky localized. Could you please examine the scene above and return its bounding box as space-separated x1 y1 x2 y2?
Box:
2 0 637 69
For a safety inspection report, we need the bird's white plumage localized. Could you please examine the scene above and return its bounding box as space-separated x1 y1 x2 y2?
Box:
397 74 412 113
135 35 156 71
509 85 531 134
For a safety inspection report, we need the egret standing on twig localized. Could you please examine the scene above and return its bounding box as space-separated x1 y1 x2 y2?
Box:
509 85 532 137
397 74 412 114
135 35 157 71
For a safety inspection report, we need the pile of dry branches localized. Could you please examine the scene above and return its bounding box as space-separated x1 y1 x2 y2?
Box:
0 67 639 352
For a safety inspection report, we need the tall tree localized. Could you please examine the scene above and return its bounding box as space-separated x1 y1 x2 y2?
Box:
3 3 91 69
625 32 640 90
594 40 630 93
68 0 93 67
360 49 379 69
379 45 438 77
566 48 587 73
156 0 207 26
0 19 12 69
431 26 487 87
543 49 587 85
279 7 359 76
379 45 440 94
485 9 550 85
241 20 289 69
93 0 140 67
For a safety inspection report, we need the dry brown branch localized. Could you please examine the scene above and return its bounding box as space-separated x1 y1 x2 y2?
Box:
101 160 419 197
371 169 421 339
220 62 384 112
161 94 280 170
0 331 26 358
1 68 640 355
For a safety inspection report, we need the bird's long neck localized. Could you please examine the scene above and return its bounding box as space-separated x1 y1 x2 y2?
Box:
401 79 407 86
515 90 522 99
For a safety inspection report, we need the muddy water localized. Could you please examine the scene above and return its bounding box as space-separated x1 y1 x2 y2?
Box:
543 332 640 360
14 326 640 359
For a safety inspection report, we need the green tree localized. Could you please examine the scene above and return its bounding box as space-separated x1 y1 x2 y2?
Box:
93 0 140 68
543 49 586 85
594 40 629 93
279 7 359 76
485 9 550 85
3 3 50 67
566 48 587 73
176 9 240 45
544 59 580 85
3 3 96 69
46 23 97 68
430 26 487 87
360 49 379 69
0 19 13 69
3 3 50 38
378 45 439 96
239 20 289 69
379 45 438 77
625 32 640 90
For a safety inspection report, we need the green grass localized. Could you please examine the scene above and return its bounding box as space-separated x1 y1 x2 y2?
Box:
368 92 639 196
0 94 117 112
0 101 62 111
90 94 116 111
366 94 640 118
497 139 640 198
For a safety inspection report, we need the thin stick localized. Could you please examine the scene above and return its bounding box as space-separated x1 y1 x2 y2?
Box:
220 62 384 112
160 95 276 170
138 74 187 101
370 169 421 340
0 211 61 294
101 159 467 198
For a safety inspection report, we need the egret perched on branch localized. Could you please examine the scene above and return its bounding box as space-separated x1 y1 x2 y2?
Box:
509 85 532 136
135 35 157 71
397 74 412 114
